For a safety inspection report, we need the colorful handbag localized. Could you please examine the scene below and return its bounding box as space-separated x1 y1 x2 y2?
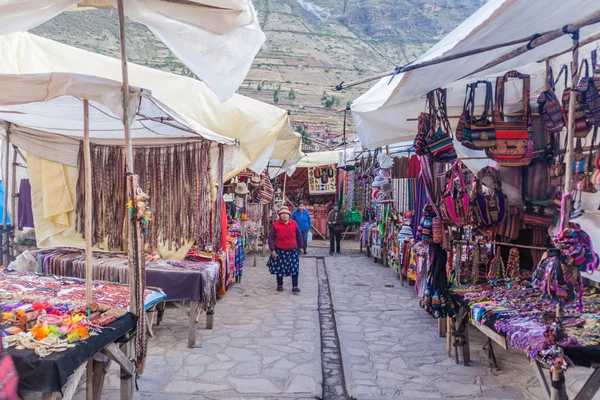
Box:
432 216 443 244
473 166 507 227
488 70 534 167
457 81 495 149
579 52 600 128
441 162 470 227
557 63 591 138
496 206 521 241
426 89 458 163
257 174 274 204
537 66 565 134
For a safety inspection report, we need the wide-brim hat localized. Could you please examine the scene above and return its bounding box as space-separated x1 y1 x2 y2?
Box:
235 182 250 195
250 175 261 187
372 176 389 187
278 206 291 215
378 153 394 169
381 182 393 193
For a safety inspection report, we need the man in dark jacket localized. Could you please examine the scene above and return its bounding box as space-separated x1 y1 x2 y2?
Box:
327 202 345 255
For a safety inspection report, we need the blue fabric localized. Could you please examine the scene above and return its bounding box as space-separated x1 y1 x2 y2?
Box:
0 180 10 224
291 209 311 232
267 248 300 277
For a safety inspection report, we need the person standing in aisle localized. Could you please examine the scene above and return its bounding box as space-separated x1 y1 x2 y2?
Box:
268 207 304 293
327 202 345 255
291 201 312 254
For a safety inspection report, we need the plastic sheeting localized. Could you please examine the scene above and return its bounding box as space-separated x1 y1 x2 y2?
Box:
0 33 302 179
0 0 265 101
352 0 600 149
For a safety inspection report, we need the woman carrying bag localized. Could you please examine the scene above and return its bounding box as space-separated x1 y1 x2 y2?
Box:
268 207 305 294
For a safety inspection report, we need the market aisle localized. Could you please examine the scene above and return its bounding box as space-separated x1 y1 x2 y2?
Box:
75 256 321 400
326 255 600 400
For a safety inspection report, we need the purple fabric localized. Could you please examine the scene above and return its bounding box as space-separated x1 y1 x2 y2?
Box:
145 268 205 302
268 223 304 251
18 179 34 230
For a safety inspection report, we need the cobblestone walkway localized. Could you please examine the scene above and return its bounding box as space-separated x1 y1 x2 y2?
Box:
72 247 599 400
326 255 600 400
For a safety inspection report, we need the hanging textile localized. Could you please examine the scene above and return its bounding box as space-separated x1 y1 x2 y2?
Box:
75 141 212 252
308 165 337 194
18 179 34 230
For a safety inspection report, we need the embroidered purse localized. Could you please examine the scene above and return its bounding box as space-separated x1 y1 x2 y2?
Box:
441 162 470 227
473 166 507 227
488 70 534 167
457 81 495 149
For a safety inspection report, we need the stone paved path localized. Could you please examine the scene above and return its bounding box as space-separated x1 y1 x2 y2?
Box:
67 247 599 400
326 255 600 400
74 256 321 400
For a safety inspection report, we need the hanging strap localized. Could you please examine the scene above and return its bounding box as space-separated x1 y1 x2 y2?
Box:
555 64 569 89
547 65 556 91
588 127 598 172
436 88 453 135
495 70 530 122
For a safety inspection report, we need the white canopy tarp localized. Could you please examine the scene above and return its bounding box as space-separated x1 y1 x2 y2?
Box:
352 0 600 149
0 32 302 179
268 149 352 179
0 0 265 101
0 73 235 166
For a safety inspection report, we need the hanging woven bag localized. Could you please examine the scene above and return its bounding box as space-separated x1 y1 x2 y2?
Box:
578 52 600 128
558 63 591 138
441 162 470 227
473 166 507 227
488 70 534 167
537 65 565 134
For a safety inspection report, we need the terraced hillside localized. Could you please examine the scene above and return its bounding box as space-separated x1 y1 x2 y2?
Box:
32 0 483 148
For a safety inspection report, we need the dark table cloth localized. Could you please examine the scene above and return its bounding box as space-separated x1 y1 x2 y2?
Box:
7 313 135 393
146 268 205 302
450 292 600 368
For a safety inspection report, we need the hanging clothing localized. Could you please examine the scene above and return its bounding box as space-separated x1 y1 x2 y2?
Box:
18 179 34 230
406 154 422 178
0 180 10 225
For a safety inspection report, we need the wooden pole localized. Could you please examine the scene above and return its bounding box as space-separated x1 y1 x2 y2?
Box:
560 31 580 231
83 100 93 305
10 145 17 260
116 2 138 396
3 128 9 267
282 174 287 205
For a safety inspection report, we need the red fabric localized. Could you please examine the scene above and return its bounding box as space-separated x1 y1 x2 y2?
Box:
273 219 299 250
406 155 421 178
220 200 227 252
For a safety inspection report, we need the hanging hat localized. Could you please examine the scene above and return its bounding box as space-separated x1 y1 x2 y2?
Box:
250 175 261 187
381 182 393 193
278 206 292 216
372 175 389 187
235 182 250 195
398 225 414 242
378 153 394 169
378 169 391 179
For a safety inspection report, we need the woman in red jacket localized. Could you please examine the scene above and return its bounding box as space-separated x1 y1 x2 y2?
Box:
268 206 304 293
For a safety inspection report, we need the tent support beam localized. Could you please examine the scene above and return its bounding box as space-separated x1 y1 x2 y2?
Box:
470 11 600 76
333 29 557 91
83 99 93 305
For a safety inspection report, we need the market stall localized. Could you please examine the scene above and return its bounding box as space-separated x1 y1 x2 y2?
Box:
0 271 166 395
346 2 600 399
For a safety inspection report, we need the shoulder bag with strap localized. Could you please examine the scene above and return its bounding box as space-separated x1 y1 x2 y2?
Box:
578 51 600 128
413 91 435 157
537 65 565 134
469 81 496 149
441 162 470 227
488 70 534 167
472 166 507 227
558 63 592 138
426 88 458 163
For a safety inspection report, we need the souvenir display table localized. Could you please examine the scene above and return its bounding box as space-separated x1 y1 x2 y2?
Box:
36 250 219 348
448 282 600 400
0 271 166 398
